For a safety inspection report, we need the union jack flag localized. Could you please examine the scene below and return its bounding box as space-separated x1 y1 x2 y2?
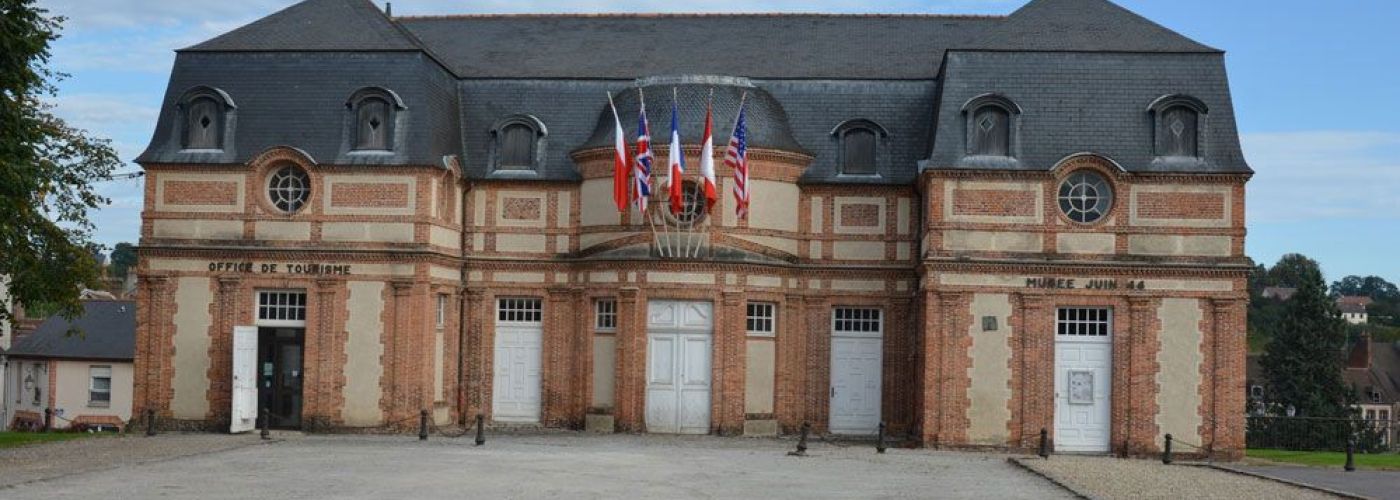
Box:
633 92 653 213
726 99 750 219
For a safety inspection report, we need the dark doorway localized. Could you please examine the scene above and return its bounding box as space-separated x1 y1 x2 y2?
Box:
258 327 304 429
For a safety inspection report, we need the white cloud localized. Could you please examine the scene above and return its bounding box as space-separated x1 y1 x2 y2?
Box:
1243 131 1400 222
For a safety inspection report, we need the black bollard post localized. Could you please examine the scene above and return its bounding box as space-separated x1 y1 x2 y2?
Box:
419 410 429 441
876 422 887 454
474 414 485 446
788 422 810 457
1344 438 1355 472
43 408 53 433
145 408 156 436
260 408 271 440
1038 428 1049 459
1162 434 1173 464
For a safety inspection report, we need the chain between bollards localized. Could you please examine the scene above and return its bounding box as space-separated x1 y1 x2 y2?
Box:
1162 434 1173 464
876 422 887 454
788 422 810 457
145 408 157 436
1344 437 1355 472
260 407 271 440
474 414 485 446
1038 428 1049 459
419 410 429 441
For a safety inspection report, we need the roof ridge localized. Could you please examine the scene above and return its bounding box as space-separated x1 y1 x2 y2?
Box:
395 12 1005 21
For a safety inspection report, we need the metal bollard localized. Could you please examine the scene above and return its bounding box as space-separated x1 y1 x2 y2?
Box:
1344 438 1355 472
788 422 810 457
145 408 156 436
260 408 271 440
1162 434 1173 464
43 408 52 433
876 422 887 454
474 414 485 446
419 410 429 441
1038 428 1049 459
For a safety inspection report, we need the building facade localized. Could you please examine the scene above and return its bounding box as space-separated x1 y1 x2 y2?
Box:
133 0 1252 457
3 300 136 431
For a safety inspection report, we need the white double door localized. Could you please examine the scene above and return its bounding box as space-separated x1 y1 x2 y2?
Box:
645 301 713 434
830 335 882 435
493 323 543 423
1054 339 1112 452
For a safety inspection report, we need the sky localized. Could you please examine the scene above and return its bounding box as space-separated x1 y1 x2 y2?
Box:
34 0 1400 285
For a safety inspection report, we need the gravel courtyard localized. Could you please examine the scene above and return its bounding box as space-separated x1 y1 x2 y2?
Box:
0 432 1347 499
0 433 1068 499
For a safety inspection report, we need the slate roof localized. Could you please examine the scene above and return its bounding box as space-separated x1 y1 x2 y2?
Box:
184 0 420 52
966 0 1219 53
5 301 136 361
1345 342 1400 405
142 0 1250 180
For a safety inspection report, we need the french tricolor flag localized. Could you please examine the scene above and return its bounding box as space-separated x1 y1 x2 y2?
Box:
668 98 685 215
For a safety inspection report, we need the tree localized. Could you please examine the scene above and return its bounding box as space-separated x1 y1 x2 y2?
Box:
1259 254 1354 418
110 242 137 279
1330 275 1399 301
1266 253 1320 289
1 0 121 322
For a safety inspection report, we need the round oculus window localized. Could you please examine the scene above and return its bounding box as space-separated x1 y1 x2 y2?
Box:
267 165 311 214
664 180 708 227
1057 171 1113 223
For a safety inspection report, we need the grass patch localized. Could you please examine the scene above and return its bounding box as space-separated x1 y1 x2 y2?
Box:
1247 448 1400 470
0 431 106 450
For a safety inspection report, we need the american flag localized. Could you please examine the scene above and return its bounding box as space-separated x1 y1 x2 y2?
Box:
633 93 653 213
725 99 750 219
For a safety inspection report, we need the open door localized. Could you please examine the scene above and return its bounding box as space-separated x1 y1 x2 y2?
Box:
230 326 258 433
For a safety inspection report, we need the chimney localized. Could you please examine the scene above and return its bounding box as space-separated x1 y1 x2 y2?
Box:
1347 332 1371 369
385 2 392 17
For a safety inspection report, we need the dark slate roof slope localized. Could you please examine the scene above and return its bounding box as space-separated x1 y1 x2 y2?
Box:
137 51 459 167
398 14 994 79
6 301 136 361
966 0 1219 53
184 0 419 52
927 51 1251 174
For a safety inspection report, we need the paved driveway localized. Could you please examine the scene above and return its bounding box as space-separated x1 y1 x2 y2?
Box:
1226 464 1400 500
3 433 1070 499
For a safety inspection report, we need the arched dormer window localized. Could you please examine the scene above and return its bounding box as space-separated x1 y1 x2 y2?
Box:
962 94 1021 157
490 115 547 172
830 119 888 176
1148 94 1208 158
346 87 405 151
177 86 235 150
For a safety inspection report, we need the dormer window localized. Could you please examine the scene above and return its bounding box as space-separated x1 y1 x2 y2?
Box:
177 86 235 150
491 115 547 172
831 119 887 176
347 87 405 152
962 94 1020 158
1149 94 1208 158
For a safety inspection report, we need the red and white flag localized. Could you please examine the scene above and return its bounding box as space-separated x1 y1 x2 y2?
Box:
698 98 718 213
608 94 630 214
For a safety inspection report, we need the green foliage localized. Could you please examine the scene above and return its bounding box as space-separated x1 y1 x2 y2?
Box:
1330 275 1399 301
1247 449 1400 470
110 242 137 278
1258 255 1355 418
0 0 119 322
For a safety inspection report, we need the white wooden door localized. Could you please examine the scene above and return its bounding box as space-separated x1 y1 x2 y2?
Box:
830 308 883 435
230 326 258 433
493 299 543 423
645 301 712 434
1054 307 1113 452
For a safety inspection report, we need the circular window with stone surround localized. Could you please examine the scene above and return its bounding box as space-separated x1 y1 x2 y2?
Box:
662 180 708 227
1057 170 1113 224
267 164 311 214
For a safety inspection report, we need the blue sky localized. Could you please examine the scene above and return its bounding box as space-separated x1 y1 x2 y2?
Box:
37 0 1400 284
